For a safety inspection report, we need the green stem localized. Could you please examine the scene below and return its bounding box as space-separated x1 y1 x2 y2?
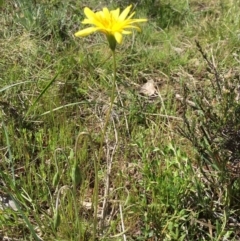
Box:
103 50 117 133
93 50 116 239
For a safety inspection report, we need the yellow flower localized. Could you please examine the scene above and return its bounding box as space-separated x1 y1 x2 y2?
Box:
75 5 147 49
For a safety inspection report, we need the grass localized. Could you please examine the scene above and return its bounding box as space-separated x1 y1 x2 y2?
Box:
1 0 240 240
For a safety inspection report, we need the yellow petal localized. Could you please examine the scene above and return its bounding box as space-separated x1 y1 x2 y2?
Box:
119 5 132 21
111 8 120 20
82 18 95 24
122 30 132 34
126 11 135 20
103 7 111 20
130 18 148 23
124 25 142 31
84 7 97 20
82 18 103 28
113 32 123 44
75 27 99 37
95 11 105 24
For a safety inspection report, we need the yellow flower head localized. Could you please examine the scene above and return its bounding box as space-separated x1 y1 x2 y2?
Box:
75 5 147 49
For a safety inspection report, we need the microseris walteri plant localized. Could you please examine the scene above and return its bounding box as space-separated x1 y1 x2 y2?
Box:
74 5 147 239
74 5 147 50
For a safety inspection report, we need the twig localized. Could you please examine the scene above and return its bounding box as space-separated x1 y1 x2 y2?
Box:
101 117 118 229
195 40 222 96
175 93 197 108
119 203 127 241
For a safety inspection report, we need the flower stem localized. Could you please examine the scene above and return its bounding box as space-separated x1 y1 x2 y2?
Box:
93 50 117 239
104 50 117 130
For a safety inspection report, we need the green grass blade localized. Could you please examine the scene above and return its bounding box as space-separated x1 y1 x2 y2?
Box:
0 81 32 93
26 71 60 116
